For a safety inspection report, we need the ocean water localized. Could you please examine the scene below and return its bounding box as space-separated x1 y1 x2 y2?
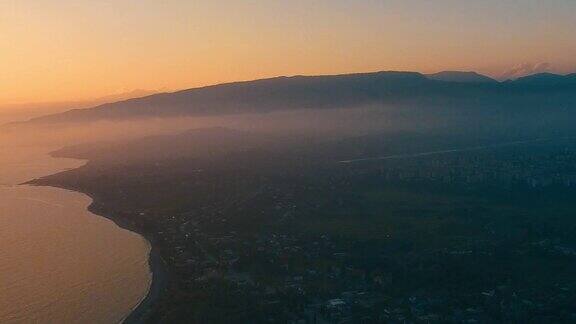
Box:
0 141 151 323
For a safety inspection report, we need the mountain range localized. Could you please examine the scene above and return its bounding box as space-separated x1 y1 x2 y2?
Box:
425 71 498 83
17 71 576 125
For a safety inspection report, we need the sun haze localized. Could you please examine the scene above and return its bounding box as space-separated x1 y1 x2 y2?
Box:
1 0 575 105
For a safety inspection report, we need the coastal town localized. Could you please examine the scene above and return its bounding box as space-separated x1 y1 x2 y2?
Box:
35 133 576 323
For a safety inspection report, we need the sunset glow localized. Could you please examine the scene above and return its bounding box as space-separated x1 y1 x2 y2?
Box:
4 2 576 323
2 0 576 105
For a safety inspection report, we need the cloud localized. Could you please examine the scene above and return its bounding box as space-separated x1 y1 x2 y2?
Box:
500 62 552 80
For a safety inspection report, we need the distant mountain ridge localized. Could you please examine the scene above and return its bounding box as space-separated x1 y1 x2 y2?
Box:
511 73 576 86
18 70 576 124
426 71 498 83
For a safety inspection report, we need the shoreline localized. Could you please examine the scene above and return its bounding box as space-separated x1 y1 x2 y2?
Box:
22 151 168 323
29 181 168 324
80 192 169 324
122 243 167 324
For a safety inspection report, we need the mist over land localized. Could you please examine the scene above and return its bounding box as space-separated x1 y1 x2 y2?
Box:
5 70 576 153
5 69 576 323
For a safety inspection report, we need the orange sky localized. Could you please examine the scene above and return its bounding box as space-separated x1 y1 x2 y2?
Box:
1 1 575 106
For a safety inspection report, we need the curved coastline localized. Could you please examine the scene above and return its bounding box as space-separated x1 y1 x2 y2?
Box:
25 182 168 324
25 156 166 323
123 246 167 324
85 194 168 324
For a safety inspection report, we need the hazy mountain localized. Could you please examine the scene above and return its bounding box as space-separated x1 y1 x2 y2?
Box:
18 71 455 123
0 89 161 126
426 71 498 83
17 71 576 126
511 73 576 87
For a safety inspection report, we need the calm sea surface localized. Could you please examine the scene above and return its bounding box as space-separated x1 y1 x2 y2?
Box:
0 134 151 323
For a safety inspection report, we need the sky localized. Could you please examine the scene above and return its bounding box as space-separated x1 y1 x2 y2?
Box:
1 0 575 105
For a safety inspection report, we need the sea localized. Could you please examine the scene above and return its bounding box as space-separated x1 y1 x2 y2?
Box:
0 112 150 323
